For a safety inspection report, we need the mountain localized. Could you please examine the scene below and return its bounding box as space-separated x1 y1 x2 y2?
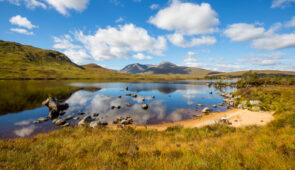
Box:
0 40 133 80
120 61 220 76
120 63 152 74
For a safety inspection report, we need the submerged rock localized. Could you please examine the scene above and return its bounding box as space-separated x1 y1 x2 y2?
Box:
78 115 93 126
142 104 148 110
92 113 99 117
132 94 137 98
212 105 217 108
125 102 132 107
38 117 49 123
64 115 73 121
110 106 116 110
62 122 70 127
196 104 203 107
77 111 85 115
151 96 155 99
55 119 66 126
73 117 80 120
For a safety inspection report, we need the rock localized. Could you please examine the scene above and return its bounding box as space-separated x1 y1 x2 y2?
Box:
212 105 217 108
121 119 130 125
126 87 129 91
77 111 85 115
59 111 66 116
73 117 80 120
141 98 145 102
218 103 224 106
48 110 59 120
89 121 101 128
125 102 132 107
110 106 116 110
78 115 93 126
217 117 229 124
55 119 66 126
142 104 148 110
92 113 99 117
118 96 122 99
101 122 108 126
131 94 137 98
62 123 70 127
64 115 73 121
251 106 261 111
151 96 155 99
196 104 203 107
38 117 48 122
249 100 261 105
126 94 131 96
117 106 121 109
32 120 40 124
202 107 211 113
209 92 213 94
42 97 69 112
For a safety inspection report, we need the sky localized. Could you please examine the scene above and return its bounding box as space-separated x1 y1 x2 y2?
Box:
0 0 295 72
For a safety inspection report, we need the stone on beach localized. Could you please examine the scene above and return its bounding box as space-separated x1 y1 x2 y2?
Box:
202 107 211 113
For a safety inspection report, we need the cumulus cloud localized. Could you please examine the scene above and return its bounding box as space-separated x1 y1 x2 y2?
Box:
285 16 295 27
53 35 91 64
9 15 37 29
133 53 152 60
224 23 265 42
167 33 216 47
44 0 89 15
149 0 219 35
53 24 166 64
252 33 295 50
150 3 159 10
224 22 295 50
271 0 295 8
10 28 34 35
1 0 89 15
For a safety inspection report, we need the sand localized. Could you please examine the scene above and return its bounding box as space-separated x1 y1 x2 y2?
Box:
120 109 275 131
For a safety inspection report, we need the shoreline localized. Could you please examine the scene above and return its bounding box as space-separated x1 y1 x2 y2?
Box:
111 109 275 131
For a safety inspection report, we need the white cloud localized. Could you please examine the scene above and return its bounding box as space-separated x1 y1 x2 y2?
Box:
53 35 90 64
10 28 34 35
54 24 166 63
286 16 295 27
167 33 216 47
224 23 265 42
9 15 37 29
271 0 295 8
133 53 152 60
24 0 46 9
44 0 89 15
148 0 219 35
1 0 89 15
252 33 295 50
150 3 159 10
225 22 295 50
115 17 124 23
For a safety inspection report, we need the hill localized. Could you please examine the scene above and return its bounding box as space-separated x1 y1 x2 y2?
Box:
0 40 139 80
207 70 295 78
120 61 220 77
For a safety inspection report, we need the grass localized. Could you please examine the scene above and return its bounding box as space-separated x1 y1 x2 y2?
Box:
1 85 295 169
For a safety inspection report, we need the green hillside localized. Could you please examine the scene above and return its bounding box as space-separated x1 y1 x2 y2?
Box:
207 70 295 78
0 40 139 80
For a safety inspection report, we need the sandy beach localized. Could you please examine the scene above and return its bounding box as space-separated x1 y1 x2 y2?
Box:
124 109 275 131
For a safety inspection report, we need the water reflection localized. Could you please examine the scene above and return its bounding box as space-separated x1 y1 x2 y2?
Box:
0 81 236 139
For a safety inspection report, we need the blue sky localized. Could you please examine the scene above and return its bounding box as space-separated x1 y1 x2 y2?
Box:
1 0 295 72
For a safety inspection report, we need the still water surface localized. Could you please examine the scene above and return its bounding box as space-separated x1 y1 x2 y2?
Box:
0 80 236 139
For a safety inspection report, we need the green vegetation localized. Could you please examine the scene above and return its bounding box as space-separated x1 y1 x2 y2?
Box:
1 85 295 169
206 70 295 79
236 71 295 88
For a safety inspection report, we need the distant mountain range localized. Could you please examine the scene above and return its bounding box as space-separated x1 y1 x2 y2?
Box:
120 62 220 76
1 40 295 79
